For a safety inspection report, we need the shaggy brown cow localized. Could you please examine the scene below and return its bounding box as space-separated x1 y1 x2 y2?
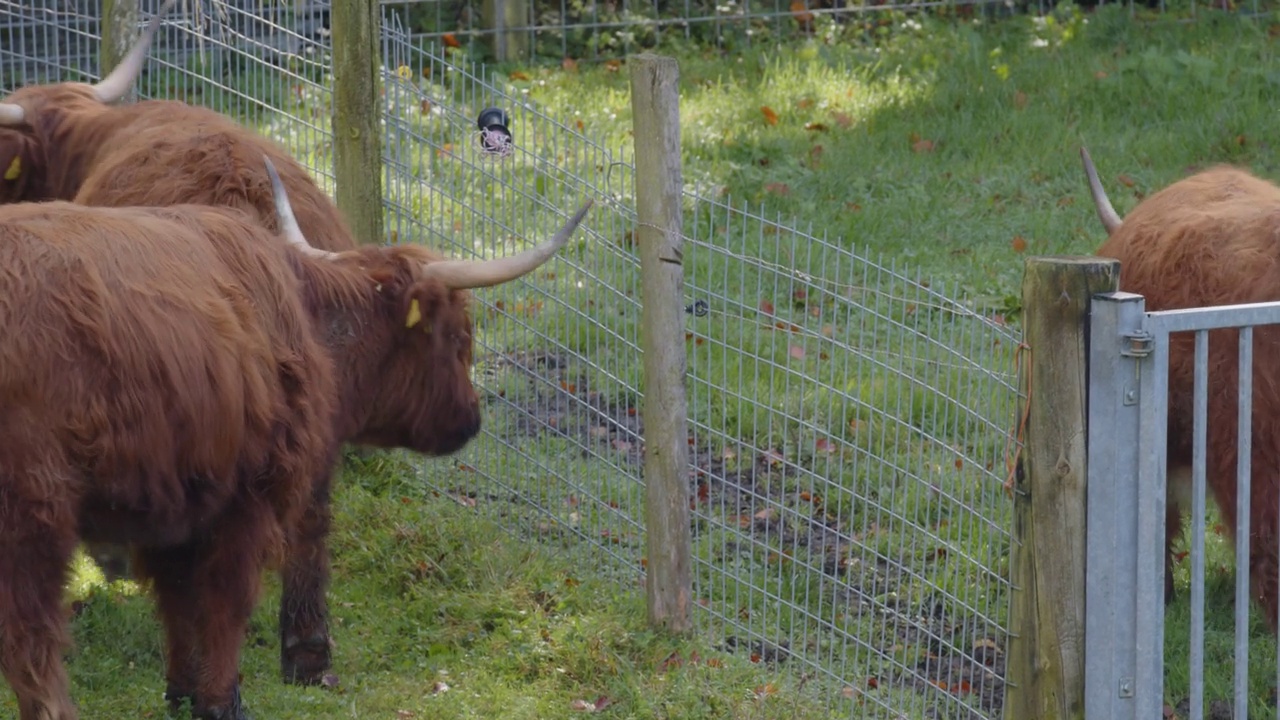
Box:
85 149 592 687
2 7 594 687
0 2 175 204
0 193 339 720
1082 146 1280 629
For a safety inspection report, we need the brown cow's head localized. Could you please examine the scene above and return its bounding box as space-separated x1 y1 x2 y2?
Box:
0 1 172 203
264 157 593 456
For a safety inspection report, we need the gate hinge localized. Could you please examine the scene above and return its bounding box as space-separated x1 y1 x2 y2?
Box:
1120 330 1153 359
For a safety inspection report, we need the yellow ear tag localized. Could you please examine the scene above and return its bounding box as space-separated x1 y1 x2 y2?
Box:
405 298 422 329
4 156 20 181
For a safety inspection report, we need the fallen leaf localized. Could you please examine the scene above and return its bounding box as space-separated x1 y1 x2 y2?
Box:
754 507 777 521
419 99 433 115
808 144 824 168
841 686 859 699
509 70 531 81
804 121 828 132
754 683 778 700
789 0 815 22
761 106 780 126
815 438 837 454
575 118 585 132
867 676 879 689
604 59 622 73
1117 174 1136 188
789 345 806 360
562 57 579 72
1011 235 1027 253
442 33 461 48
759 299 776 315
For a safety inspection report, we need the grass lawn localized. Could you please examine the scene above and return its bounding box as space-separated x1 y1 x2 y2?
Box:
8 1 1280 717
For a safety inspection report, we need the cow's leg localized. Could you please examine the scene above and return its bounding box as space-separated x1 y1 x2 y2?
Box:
1165 464 1193 605
279 474 334 685
135 546 202 713
0 483 79 720
84 541 132 582
186 504 279 720
1248 468 1280 634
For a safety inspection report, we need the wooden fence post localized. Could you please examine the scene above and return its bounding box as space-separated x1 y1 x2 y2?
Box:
100 0 141 99
630 53 692 635
331 0 384 246
482 0 528 62
1004 256 1120 720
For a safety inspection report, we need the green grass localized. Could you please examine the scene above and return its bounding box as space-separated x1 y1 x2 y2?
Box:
15 3 1280 717
3 455 834 719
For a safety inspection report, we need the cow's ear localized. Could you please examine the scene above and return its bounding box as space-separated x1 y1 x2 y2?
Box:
0 131 39 201
402 280 448 335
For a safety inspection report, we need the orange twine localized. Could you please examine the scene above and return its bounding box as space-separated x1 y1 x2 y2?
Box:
1003 341 1032 497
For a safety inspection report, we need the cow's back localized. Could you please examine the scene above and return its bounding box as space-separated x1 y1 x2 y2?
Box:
75 100 359 253
0 200 335 536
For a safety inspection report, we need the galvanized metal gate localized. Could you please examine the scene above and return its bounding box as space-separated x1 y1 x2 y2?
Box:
1086 290 1280 719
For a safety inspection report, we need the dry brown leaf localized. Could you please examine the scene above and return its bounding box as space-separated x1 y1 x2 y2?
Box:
761 106 780 126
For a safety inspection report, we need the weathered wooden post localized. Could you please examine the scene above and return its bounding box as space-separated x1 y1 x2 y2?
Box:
331 0 384 245
100 0 141 99
482 0 529 62
629 53 692 635
1004 256 1120 720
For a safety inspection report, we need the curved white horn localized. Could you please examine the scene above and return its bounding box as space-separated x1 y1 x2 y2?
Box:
91 0 178 103
0 103 23 125
422 200 594 290
263 155 338 260
1080 145 1123 235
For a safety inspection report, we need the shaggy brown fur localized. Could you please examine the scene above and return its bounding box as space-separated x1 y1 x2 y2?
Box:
0 200 338 720
72 123 495 687
1086 154 1280 629
0 86 356 252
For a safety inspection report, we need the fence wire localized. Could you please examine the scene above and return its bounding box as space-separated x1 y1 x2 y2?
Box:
2 2 1023 717
680 196 1019 718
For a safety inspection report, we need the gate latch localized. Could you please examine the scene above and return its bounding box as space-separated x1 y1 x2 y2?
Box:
1120 330 1153 359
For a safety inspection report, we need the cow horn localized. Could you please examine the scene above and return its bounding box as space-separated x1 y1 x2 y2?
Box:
0 103 22 125
263 155 339 260
91 0 177 103
422 200 594 290
1080 145 1123 235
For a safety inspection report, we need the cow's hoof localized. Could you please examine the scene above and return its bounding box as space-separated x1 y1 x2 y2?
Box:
192 685 250 720
281 632 332 686
164 685 195 715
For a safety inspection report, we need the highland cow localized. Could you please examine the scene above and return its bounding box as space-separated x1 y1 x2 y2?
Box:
86 147 592 687
1082 146 1280 628
2 4 594 686
0 191 339 720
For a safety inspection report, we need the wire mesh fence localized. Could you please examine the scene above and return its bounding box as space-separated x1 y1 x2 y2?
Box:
1 1 1023 717
680 196 1019 717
